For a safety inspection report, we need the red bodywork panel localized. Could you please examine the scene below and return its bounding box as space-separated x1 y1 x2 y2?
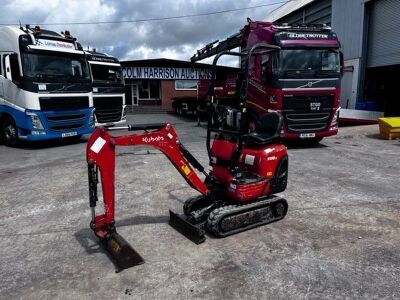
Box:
210 139 287 202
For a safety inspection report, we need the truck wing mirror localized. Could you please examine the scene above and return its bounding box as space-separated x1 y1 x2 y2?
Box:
4 55 12 81
340 50 344 76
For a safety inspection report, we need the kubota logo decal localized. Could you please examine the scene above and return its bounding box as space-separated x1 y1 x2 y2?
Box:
142 136 164 143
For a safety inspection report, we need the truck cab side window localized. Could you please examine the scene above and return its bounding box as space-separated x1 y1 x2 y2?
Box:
261 54 270 81
9 54 21 83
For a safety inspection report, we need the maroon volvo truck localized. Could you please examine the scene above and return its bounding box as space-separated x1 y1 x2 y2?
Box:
192 20 343 141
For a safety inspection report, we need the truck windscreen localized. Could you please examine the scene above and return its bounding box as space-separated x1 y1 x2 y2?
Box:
273 49 340 79
21 53 90 82
90 64 123 84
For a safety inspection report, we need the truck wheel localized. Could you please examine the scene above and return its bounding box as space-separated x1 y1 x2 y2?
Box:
1 117 19 147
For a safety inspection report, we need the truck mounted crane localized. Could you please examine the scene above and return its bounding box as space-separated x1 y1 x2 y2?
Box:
191 19 343 142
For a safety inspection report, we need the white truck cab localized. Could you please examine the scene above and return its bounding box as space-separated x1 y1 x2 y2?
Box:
85 50 126 126
0 25 95 146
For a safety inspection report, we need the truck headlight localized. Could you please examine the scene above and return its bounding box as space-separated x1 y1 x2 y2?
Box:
28 113 44 130
90 108 96 125
331 107 340 125
122 106 126 120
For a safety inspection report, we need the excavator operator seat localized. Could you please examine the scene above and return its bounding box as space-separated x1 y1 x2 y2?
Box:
247 112 282 145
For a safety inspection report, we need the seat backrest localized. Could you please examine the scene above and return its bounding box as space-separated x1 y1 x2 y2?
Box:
255 112 282 137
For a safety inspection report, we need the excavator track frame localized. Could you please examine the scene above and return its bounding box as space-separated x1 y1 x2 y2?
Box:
207 196 288 237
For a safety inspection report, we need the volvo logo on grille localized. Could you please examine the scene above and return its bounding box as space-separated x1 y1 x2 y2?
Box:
310 102 321 111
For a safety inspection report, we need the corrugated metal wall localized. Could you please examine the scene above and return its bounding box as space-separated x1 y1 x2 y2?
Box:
331 0 364 61
367 0 400 68
275 0 332 25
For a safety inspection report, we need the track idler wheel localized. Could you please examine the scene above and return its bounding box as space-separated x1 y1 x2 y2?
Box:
272 201 287 218
183 195 214 216
103 231 145 270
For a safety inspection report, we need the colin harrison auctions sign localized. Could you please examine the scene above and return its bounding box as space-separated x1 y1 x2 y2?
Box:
123 67 213 80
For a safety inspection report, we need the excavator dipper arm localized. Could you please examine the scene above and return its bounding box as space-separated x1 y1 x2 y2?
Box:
86 123 209 269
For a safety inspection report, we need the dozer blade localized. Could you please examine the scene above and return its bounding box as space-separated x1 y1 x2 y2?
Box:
169 210 206 244
103 231 145 269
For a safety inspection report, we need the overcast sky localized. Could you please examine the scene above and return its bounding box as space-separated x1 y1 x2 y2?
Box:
0 0 288 66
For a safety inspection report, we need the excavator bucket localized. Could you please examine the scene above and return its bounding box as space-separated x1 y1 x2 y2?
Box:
169 210 206 244
103 231 145 269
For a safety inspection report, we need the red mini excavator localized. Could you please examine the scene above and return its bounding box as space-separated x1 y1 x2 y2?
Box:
86 45 288 270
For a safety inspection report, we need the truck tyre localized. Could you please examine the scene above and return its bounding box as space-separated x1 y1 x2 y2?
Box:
180 104 186 116
1 117 19 147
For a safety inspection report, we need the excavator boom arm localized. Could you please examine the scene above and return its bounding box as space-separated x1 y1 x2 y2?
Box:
86 123 209 238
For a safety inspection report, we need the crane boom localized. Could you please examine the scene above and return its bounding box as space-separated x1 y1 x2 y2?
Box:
191 32 243 62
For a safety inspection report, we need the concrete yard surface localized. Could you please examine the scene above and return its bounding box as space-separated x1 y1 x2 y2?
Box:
0 114 399 299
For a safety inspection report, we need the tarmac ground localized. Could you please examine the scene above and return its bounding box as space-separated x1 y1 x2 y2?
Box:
0 113 399 299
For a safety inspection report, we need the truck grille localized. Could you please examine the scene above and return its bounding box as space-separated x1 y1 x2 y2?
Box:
44 112 87 132
46 114 86 122
94 97 123 123
283 95 334 133
49 123 85 131
39 97 89 111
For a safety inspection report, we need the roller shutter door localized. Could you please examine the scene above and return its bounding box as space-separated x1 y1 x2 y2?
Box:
367 0 400 68
278 0 332 25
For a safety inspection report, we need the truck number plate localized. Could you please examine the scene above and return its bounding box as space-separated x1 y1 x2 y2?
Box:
62 132 77 138
300 133 316 138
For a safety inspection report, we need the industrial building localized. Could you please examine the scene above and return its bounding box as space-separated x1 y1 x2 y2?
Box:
265 0 400 116
121 59 236 112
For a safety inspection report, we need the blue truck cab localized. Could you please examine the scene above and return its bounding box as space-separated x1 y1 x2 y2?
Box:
0 25 95 146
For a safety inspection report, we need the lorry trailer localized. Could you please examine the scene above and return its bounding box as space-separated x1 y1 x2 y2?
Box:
172 70 238 117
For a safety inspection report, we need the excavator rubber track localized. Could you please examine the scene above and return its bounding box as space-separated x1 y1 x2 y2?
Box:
206 196 288 237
